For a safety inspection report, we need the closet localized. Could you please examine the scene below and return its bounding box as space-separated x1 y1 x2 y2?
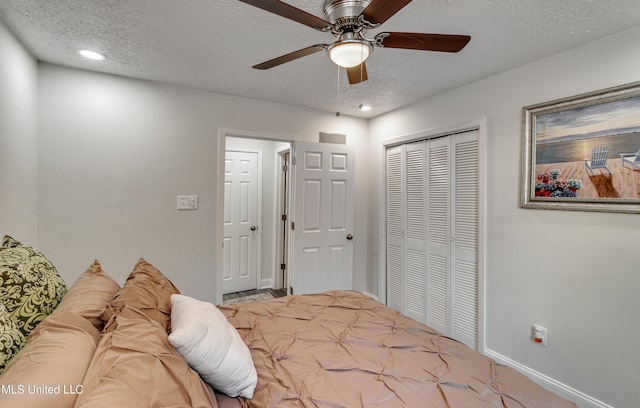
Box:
386 129 479 350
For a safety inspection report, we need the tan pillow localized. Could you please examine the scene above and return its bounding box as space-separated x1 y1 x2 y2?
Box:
76 306 218 408
100 258 179 333
0 310 100 408
215 393 242 408
55 260 120 330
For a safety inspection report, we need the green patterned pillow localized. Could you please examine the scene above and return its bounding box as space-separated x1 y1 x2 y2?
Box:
0 235 67 337
0 301 26 374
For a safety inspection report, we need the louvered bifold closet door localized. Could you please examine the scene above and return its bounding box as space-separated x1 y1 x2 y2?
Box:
404 142 427 323
426 137 450 336
386 145 404 312
451 131 479 349
385 131 479 350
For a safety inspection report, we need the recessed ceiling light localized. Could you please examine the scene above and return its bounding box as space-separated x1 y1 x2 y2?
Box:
358 104 372 112
78 49 106 61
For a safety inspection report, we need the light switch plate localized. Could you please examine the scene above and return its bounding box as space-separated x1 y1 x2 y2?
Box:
177 195 198 210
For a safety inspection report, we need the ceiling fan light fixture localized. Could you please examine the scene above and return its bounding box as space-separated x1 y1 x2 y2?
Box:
328 40 372 68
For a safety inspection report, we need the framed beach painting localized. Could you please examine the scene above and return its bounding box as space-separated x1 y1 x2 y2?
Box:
521 81 640 213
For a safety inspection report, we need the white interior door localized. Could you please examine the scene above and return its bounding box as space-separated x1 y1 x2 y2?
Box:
426 136 451 336
427 132 480 349
385 145 404 312
223 150 260 294
386 141 428 324
291 141 355 295
404 141 428 323
450 131 480 349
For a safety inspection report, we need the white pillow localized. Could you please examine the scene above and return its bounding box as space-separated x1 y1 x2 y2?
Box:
168 294 257 399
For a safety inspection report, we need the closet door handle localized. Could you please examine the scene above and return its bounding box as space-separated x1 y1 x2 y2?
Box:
346 234 353 240
251 225 257 231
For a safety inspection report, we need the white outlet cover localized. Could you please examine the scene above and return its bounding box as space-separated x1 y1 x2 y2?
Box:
532 324 548 347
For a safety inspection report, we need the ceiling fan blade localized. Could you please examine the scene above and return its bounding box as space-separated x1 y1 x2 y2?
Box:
253 45 327 70
377 32 471 52
360 0 412 25
346 63 368 85
238 0 330 30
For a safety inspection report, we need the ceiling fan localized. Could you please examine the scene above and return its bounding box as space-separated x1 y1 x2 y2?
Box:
238 0 471 84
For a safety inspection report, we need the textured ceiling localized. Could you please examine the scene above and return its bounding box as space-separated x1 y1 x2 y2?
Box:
1 0 640 118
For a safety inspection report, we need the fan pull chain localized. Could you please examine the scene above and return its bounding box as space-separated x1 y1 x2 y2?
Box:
360 45 364 83
359 46 364 108
335 66 341 117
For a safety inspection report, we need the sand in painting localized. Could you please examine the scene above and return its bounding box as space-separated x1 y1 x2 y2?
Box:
535 132 640 199
535 158 640 199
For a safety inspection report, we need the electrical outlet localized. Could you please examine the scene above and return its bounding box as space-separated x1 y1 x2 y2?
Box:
532 324 547 347
177 195 198 210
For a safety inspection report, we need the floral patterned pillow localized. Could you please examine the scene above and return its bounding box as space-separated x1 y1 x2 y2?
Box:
0 301 26 374
0 235 67 338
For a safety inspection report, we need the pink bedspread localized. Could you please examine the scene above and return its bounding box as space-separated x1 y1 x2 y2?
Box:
220 290 577 408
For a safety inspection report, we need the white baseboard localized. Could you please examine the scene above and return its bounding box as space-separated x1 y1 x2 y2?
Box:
483 348 613 408
361 291 379 301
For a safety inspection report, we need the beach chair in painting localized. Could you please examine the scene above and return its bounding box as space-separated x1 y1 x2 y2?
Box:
584 145 611 176
620 148 640 170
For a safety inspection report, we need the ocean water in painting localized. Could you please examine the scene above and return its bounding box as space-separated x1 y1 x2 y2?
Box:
536 132 640 164
535 94 640 164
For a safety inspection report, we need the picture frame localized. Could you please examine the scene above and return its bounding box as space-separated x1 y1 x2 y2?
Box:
521 81 640 213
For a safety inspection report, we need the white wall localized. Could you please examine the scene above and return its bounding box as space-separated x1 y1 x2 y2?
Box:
0 19 39 244
369 26 640 408
37 63 369 304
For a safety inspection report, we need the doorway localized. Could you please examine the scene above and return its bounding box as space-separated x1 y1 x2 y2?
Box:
223 136 291 295
216 129 357 304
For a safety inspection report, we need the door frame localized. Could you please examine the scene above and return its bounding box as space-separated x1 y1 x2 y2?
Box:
215 128 292 304
275 149 291 294
377 118 488 352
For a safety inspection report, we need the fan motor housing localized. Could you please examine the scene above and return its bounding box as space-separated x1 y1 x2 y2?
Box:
323 0 371 24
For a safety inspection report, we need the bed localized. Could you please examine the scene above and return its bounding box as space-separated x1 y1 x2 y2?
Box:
218 290 577 408
0 235 577 408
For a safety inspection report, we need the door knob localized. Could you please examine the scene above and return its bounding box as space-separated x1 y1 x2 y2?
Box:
346 234 353 240
250 225 257 231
